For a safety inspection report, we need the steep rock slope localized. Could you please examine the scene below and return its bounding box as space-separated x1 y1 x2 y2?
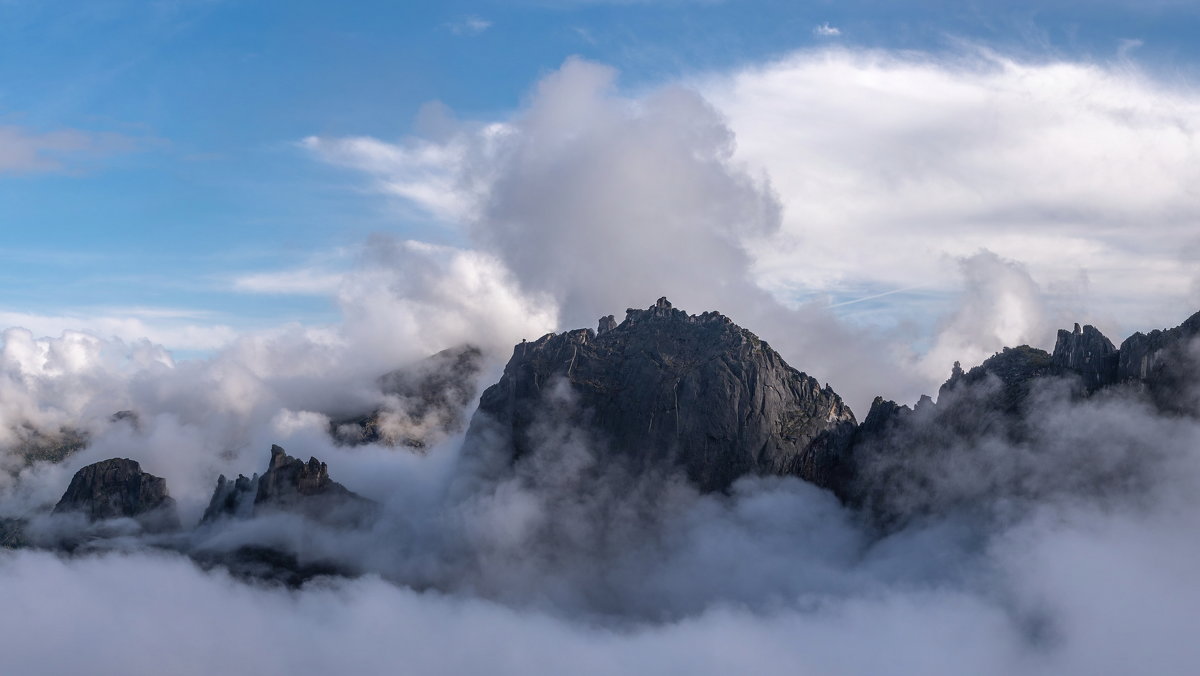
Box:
469 298 856 492
1117 310 1200 412
53 458 179 532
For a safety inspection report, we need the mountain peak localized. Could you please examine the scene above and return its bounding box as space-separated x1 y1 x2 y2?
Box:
468 298 855 493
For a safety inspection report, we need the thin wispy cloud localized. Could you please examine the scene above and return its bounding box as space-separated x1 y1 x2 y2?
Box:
813 22 842 37
0 125 140 174
447 15 492 36
1118 37 1144 57
232 268 344 296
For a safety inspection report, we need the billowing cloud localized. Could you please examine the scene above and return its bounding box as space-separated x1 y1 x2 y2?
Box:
307 53 1161 407
0 309 238 353
701 48 1200 336
300 47 1200 345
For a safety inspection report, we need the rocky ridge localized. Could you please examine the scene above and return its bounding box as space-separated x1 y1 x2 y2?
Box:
201 444 372 526
4 298 1198 583
469 297 856 492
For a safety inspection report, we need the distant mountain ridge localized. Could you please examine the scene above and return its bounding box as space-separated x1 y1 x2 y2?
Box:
5 298 1199 582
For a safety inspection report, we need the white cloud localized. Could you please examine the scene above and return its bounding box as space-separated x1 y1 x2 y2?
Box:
813 22 841 37
700 47 1200 337
448 15 493 36
1118 38 1144 58
300 130 504 223
302 47 1200 406
232 268 344 296
0 310 238 352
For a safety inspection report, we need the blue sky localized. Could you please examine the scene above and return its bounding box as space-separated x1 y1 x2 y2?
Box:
2 0 1200 356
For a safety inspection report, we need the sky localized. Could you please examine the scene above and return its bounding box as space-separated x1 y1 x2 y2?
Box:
5 4 1200 674
2 0 1199 389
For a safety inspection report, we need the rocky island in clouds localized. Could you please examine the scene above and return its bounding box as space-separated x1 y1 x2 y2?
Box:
2 1 1200 675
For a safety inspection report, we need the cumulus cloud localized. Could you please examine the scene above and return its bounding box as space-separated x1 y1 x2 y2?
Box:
301 56 936 409
919 250 1057 381
0 309 238 353
0 234 555 520
297 47 1200 403
700 47 1200 336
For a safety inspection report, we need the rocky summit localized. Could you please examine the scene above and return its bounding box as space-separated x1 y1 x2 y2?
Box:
202 444 372 526
53 458 180 532
469 297 856 492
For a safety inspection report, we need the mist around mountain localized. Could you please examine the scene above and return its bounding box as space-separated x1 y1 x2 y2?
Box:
2 297 1199 675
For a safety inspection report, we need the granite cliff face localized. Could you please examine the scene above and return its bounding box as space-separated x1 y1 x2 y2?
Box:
1052 323 1118 393
469 298 856 493
52 458 180 532
1116 310 1200 412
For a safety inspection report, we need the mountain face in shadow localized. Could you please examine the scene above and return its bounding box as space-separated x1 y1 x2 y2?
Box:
467 297 856 493
467 299 1200 526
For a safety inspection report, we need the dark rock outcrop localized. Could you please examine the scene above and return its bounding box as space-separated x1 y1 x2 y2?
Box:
201 445 372 526
53 458 179 532
194 445 371 585
597 315 617 335
938 345 1062 414
330 344 484 449
256 444 358 508
1052 323 1118 392
468 298 856 493
837 310 1200 526
191 545 351 588
1116 310 1200 413
200 472 257 523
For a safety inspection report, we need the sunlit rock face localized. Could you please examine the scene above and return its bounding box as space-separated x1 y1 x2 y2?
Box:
468 297 857 493
329 344 485 450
